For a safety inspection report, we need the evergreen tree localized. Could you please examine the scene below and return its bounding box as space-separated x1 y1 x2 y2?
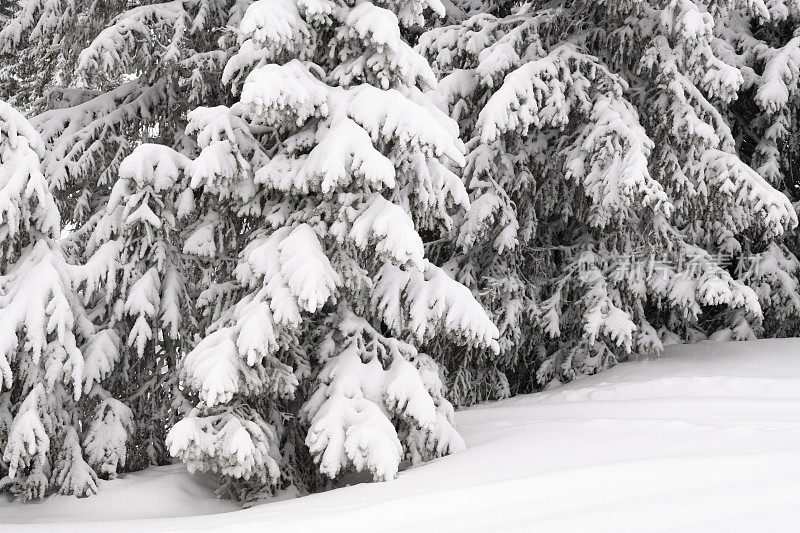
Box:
0 101 119 500
0 0 251 476
165 0 499 499
0 0 243 247
0 0 798 504
81 144 194 470
417 0 799 399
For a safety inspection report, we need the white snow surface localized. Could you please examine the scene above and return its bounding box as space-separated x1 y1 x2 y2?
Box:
3 338 800 531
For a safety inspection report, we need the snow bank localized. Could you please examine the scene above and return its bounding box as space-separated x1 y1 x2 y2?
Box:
3 338 800 531
0 464 238 524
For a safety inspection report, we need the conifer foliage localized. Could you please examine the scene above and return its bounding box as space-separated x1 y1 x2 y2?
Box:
0 0 799 504
82 143 193 470
165 0 499 496
0 102 119 500
418 0 800 399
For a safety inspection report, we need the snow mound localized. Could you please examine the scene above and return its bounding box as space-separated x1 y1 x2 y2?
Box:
3 338 800 531
0 464 238 524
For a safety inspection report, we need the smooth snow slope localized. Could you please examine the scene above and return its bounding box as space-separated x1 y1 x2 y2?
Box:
3 338 800 532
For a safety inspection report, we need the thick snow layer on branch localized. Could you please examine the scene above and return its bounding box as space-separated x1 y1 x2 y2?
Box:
237 229 296 322
240 60 329 126
186 105 265 201
168 405 281 484
279 224 341 312
0 242 86 396
333 2 438 90
81 329 122 395
255 111 396 194
3 385 50 480
183 215 218 258
756 37 800 115
302 312 464 481
478 48 568 143
234 224 339 333
350 194 425 270
565 96 673 227
182 329 245 407
240 0 310 56
0 102 59 246
349 85 466 166
180 315 297 408
118 143 190 191
372 260 500 351
659 0 743 102
701 149 797 237
253 82 467 202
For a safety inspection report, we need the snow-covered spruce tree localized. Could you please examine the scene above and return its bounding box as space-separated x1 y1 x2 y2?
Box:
0 102 120 500
165 0 499 499
0 0 248 248
733 12 800 338
417 0 799 396
0 0 60 110
0 0 256 477
79 144 196 472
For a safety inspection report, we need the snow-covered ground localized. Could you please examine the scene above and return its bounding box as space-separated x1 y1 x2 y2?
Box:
3 338 800 532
